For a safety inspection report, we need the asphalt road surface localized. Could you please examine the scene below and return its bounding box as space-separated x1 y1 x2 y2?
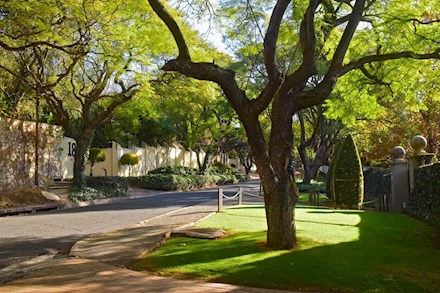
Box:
0 181 262 270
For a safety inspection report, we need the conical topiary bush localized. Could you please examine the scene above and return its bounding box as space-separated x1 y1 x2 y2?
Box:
327 134 364 209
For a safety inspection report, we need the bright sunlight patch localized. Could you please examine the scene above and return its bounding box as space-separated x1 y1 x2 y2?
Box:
130 206 440 292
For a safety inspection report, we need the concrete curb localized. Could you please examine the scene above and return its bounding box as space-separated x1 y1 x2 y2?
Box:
0 252 58 285
0 204 64 217
69 199 219 260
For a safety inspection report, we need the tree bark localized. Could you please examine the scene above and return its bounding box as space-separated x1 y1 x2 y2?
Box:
71 129 95 190
264 178 296 249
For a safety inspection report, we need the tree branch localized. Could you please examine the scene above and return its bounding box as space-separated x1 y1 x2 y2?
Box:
148 0 190 60
328 0 366 75
162 59 251 118
263 0 291 80
299 0 318 71
341 49 440 75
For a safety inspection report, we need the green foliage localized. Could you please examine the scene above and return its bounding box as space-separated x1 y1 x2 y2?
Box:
131 173 238 191
234 173 251 182
210 162 233 175
88 148 105 164
148 165 198 176
120 152 140 166
409 163 440 231
328 134 364 208
69 176 128 201
326 139 343 200
297 181 326 193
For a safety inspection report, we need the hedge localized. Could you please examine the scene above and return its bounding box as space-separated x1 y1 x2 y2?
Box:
409 163 440 230
130 173 238 191
327 134 364 208
70 176 128 202
297 181 326 193
148 165 198 176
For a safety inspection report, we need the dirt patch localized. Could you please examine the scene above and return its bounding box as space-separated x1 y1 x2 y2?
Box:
0 187 56 208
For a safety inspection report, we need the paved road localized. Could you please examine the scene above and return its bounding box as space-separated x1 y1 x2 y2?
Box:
0 181 262 269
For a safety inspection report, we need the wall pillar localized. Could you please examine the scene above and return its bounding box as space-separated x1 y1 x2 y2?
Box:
389 146 409 213
408 135 435 191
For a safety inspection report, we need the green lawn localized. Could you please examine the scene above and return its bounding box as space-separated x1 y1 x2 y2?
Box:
130 206 440 292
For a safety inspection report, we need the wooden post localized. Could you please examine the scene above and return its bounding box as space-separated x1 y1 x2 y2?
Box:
218 188 223 212
238 187 242 205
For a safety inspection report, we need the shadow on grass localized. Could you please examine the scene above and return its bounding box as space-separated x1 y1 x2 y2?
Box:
131 207 440 292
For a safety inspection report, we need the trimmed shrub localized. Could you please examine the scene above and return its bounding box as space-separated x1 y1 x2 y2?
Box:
148 166 197 176
211 162 233 175
120 152 140 176
136 174 191 191
297 181 326 193
70 176 128 202
120 152 140 166
235 173 250 182
89 148 106 162
409 163 440 230
326 139 344 200
88 148 105 177
327 134 364 208
132 173 238 191
86 176 128 195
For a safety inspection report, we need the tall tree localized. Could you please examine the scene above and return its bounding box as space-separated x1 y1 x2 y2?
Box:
147 0 440 249
0 0 174 189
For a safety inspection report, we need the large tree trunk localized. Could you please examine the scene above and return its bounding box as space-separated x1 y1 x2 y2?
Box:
72 129 95 190
264 177 297 249
242 93 298 250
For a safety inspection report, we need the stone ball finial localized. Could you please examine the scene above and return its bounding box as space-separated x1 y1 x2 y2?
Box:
391 146 406 160
410 135 427 154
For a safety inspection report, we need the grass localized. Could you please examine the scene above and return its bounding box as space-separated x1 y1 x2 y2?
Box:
130 206 440 292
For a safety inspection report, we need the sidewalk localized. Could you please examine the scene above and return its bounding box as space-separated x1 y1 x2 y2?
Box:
0 187 299 292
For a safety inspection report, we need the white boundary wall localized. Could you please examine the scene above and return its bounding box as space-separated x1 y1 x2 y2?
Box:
66 140 206 178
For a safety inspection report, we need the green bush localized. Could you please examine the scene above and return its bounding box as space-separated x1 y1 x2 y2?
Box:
327 134 364 208
86 176 128 195
89 148 106 163
88 148 106 177
69 176 128 201
409 163 440 230
134 174 190 190
234 173 250 182
148 165 197 176
326 140 343 200
210 162 233 175
120 152 140 166
131 173 238 191
297 181 326 193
